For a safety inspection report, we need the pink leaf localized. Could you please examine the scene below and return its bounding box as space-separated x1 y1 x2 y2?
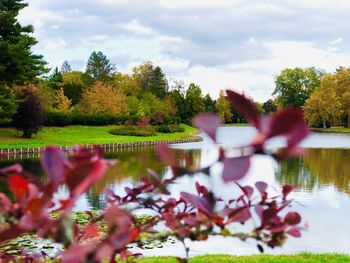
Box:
222 157 251 182
287 227 302 238
0 164 22 175
41 147 69 187
226 90 260 128
192 113 221 141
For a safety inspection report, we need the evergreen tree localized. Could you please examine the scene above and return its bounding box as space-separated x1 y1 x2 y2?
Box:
61 61 72 74
185 83 204 122
13 89 43 138
0 91 17 124
148 66 168 98
85 51 116 83
0 0 47 87
203 94 216 113
47 67 63 90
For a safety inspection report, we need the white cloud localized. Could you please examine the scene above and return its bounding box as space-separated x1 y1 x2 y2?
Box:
328 37 343 45
43 38 68 51
117 19 156 36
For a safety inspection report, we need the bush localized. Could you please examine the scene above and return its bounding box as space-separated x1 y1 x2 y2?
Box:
155 124 185 133
44 112 127 126
109 125 157 136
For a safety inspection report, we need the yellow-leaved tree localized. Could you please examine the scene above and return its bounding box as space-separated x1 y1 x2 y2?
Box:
215 90 232 123
79 81 128 115
54 88 72 113
303 75 343 128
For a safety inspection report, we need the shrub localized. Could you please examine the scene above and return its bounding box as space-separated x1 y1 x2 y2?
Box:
109 125 157 136
155 124 185 133
44 112 127 126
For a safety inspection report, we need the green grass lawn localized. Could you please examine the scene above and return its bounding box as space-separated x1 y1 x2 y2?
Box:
312 127 350 134
131 253 349 263
0 124 198 149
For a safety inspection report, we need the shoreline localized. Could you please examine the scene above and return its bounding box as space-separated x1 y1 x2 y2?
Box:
0 137 203 156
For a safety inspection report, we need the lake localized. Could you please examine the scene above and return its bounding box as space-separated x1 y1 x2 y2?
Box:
1 126 350 257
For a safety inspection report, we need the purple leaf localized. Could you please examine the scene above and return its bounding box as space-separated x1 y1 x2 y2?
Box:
41 147 69 187
181 192 212 216
222 157 251 182
268 108 305 138
284 212 301 225
255 181 268 194
226 90 260 129
192 113 221 142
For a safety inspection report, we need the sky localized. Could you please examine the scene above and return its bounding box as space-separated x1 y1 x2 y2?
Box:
18 0 350 101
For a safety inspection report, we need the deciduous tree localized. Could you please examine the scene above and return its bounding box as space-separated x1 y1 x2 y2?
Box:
80 81 127 116
215 90 232 123
303 81 342 128
54 88 72 113
273 67 324 108
12 89 43 138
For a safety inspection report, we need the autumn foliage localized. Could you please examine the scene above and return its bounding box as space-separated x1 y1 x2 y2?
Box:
0 90 309 262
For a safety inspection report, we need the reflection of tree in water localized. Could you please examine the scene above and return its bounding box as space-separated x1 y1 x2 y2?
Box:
275 148 350 195
88 147 203 210
0 147 203 209
275 156 316 190
304 148 350 195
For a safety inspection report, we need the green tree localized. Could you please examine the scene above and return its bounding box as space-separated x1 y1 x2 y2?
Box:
0 0 47 87
114 73 141 97
0 91 17 124
61 71 85 105
262 99 277 114
148 66 168 98
185 83 204 121
132 62 154 91
273 67 324 108
47 67 63 90
203 94 216 113
61 61 72 74
215 91 232 123
85 51 116 83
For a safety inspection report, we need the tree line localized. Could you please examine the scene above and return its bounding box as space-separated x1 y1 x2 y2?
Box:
272 66 350 128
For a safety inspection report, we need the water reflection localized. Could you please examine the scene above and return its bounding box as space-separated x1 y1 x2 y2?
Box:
276 148 350 195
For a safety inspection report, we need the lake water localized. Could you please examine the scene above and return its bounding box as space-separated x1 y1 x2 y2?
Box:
1 127 350 257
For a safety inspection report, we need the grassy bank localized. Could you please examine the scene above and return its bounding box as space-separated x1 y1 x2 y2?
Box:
132 253 349 263
312 127 350 134
0 124 198 149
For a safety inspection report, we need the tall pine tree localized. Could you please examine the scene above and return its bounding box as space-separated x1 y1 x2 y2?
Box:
85 51 116 83
0 0 47 87
148 66 168 99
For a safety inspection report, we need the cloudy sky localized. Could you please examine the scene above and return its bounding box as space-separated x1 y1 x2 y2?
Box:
18 0 350 101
